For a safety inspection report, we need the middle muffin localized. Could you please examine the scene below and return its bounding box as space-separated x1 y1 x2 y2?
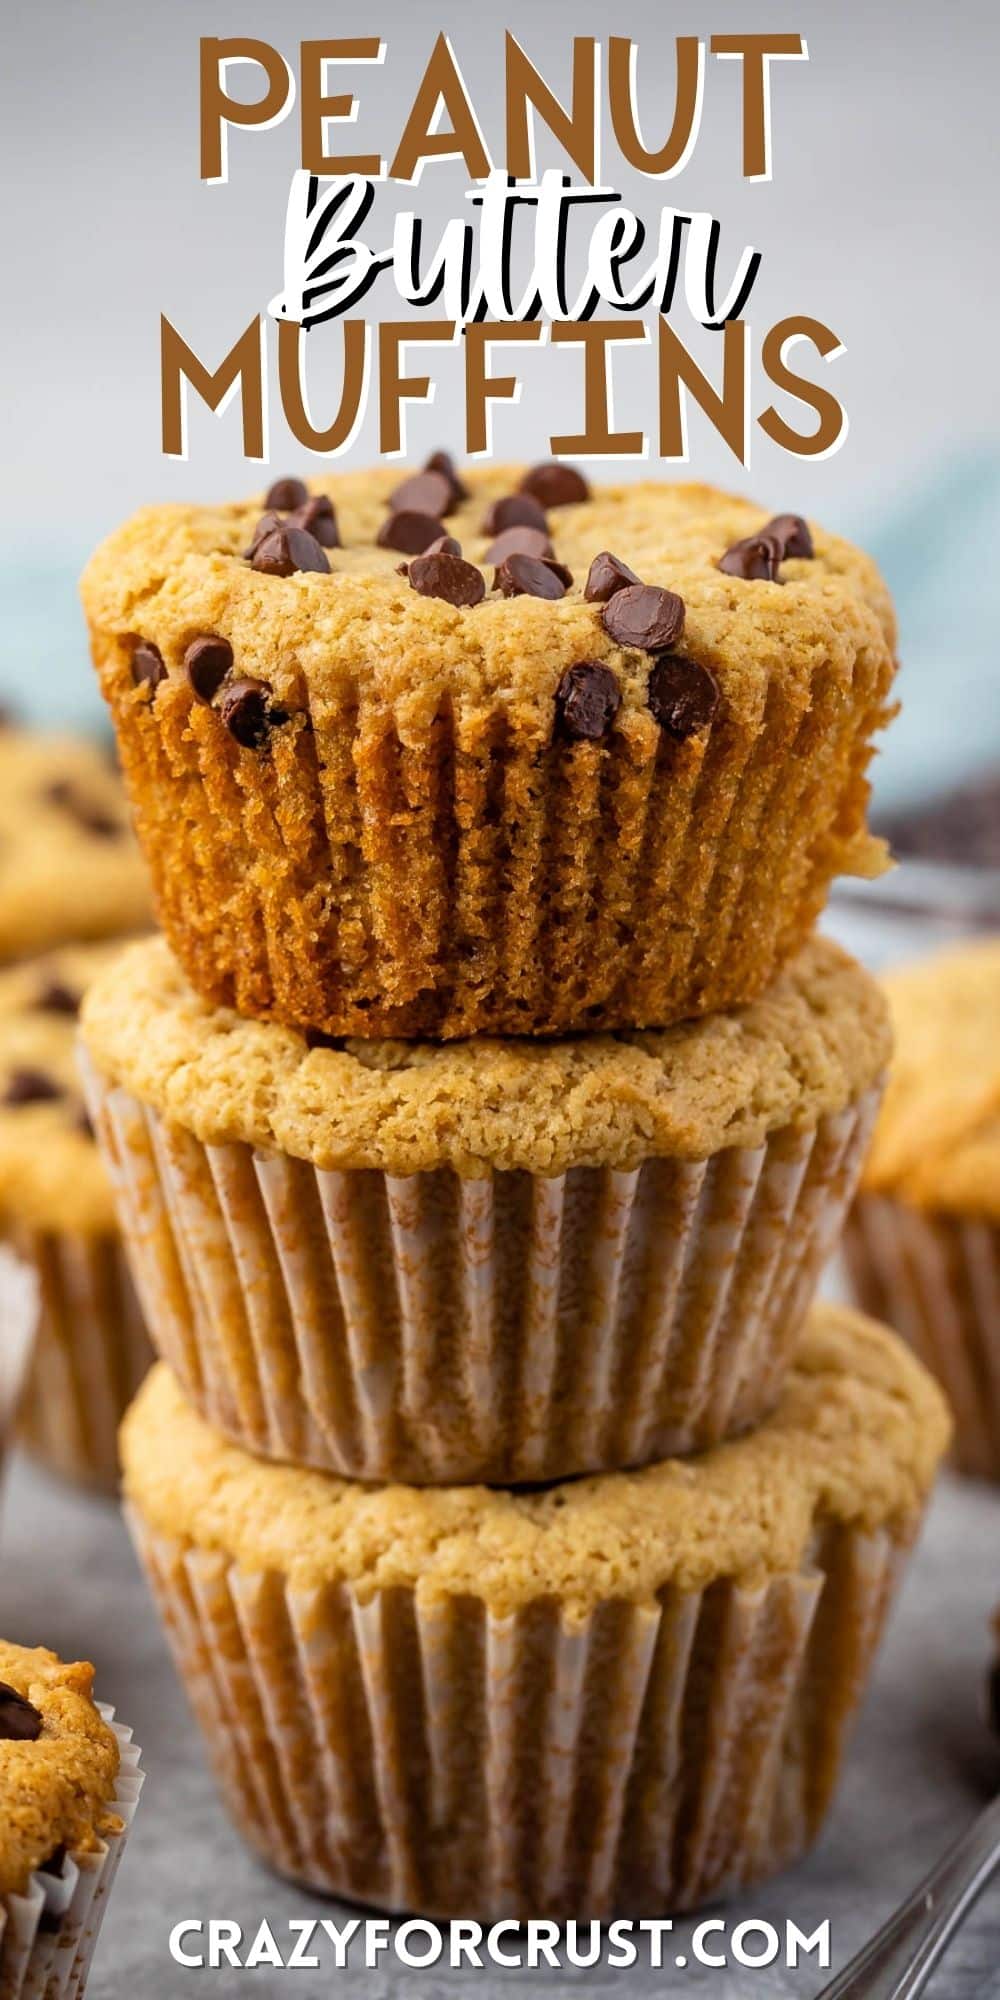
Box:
79 933 889 1484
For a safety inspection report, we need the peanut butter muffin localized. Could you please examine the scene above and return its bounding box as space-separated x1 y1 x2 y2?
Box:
0 1642 142 1997
122 1303 948 1919
0 730 151 962
81 932 889 1482
844 938 1000 1479
0 945 151 1490
81 464 896 1038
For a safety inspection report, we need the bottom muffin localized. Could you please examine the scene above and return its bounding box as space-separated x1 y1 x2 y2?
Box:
122 1302 948 1920
0 1642 143 1998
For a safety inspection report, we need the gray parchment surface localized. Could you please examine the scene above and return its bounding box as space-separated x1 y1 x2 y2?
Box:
1 1452 998 2000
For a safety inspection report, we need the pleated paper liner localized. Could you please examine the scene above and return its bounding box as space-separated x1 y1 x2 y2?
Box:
128 1508 912 1920
92 633 892 1037
844 1194 1000 1481
0 1252 38 1479
0 1711 143 2000
83 1052 881 1483
9 1225 151 1493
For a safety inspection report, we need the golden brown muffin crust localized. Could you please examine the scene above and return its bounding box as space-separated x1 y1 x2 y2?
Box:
81 933 890 1176
862 939 1000 1220
0 943 129 1233
122 1304 949 1616
0 732 151 961
0 1641 121 1898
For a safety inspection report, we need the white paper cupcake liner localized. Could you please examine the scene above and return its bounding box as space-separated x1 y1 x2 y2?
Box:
9 1225 151 1492
0 1710 144 2000
82 1055 881 1483
844 1194 1000 1480
127 1507 910 1919
0 1252 38 1477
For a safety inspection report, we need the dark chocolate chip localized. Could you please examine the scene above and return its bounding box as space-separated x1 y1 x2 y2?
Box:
519 461 590 507
43 781 122 840
765 513 813 560
555 662 621 741
388 470 454 520
290 495 340 549
34 978 80 1016
424 450 467 507
481 493 548 537
494 554 570 600
407 553 486 607
184 635 233 705
217 679 278 750
647 655 720 741
250 525 331 577
377 511 448 556
130 641 166 694
264 476 309 511
718 533 784 582
244 511 285 558
482 526 554 565
601 583 685 653
424 534 462 557
584 551 640 603
3 1068 64 1107
0 1682 43 1742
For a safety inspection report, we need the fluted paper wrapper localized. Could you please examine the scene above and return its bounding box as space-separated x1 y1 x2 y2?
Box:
844 1194 1000 1481
9 1224 151 1493
84 1055 880 1483
90 642 892 1038
0 1253 38 1483
0 1711 143 2000
128 1508 912 1919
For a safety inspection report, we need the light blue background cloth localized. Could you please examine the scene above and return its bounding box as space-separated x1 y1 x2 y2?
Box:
3 452 999 809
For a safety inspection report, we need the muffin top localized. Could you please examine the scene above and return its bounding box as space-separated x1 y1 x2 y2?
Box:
0 1641 121 1898
81 466 895 833
862 938 1000 1220
0 729 151 961
81 933 890 1176
124 1303 947 1615
0 943 126 1233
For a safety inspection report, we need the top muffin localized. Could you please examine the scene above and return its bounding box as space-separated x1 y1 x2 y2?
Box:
82 462 897 1039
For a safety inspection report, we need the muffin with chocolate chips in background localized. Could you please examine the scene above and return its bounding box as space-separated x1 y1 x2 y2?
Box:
0 727 151 962
0 945 152 1491
81 461 897 1039
0 1640 143 1998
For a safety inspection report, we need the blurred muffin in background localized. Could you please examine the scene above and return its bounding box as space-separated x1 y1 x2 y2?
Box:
0 943 151 1490
843 938 1000 1479
0 725 151 961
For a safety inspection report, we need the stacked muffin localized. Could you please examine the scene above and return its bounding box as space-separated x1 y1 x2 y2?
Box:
78 461 949 1917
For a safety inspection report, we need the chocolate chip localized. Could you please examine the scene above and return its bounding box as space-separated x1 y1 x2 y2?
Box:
217 679 279 750
482 526 554 565
244 511 285 557
34 978 80 1016
264 477 309 511
290 495 340 549
130 641 165 694
555 662 621 741
184 635 233 705
648 655 720 741
424 450 467 507
388 469 454 520
44 782 122 840
0 1682 43 1742
601 583 685 653
424 534 462 557
519 462 591 507
495 554 571 600
407 553 486 607
718 533 784 581
584 551 640 603
765 513 813 560
3 1068 64 1107
377 511 447 556
250 525 331 577
481 493 548 537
